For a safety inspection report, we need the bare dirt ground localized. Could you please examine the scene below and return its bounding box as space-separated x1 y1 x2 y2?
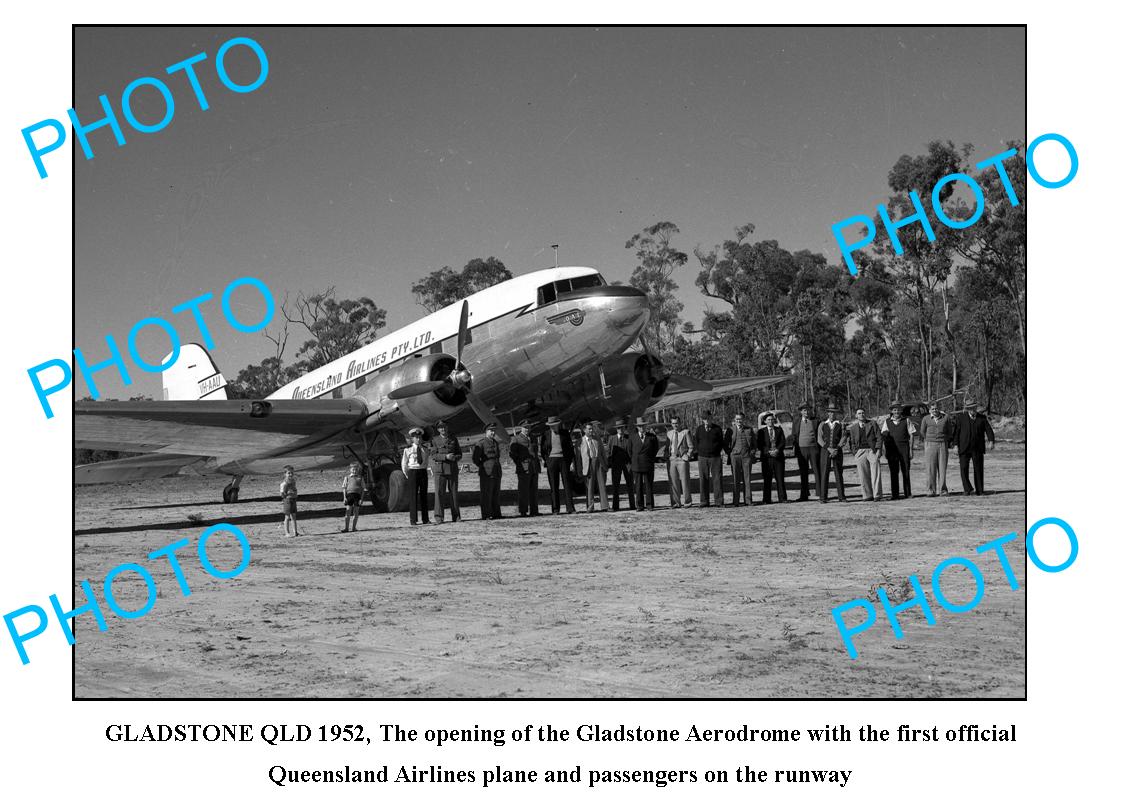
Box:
74 448 1025 699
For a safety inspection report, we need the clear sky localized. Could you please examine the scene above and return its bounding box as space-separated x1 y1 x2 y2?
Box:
75 26 1024 399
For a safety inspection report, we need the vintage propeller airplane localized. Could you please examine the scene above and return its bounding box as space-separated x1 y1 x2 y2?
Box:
75 266 789 510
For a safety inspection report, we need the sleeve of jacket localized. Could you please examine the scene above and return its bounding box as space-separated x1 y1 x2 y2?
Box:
983 417 995 444
400 449 409 473
472 443 483 468
816 422 826 448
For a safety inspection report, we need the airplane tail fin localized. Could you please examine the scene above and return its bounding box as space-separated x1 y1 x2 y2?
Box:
161 343 229 401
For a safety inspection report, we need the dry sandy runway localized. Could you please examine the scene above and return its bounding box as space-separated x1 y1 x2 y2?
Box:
74 449 1026 698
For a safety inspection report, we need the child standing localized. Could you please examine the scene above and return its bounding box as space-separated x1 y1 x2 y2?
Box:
279 466 299 537
342 463 364 532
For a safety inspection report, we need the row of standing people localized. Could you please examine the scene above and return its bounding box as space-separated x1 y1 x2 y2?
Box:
277 402 998 529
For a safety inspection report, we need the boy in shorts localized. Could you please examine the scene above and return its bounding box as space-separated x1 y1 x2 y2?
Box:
341 463 364 532
279 466 299 537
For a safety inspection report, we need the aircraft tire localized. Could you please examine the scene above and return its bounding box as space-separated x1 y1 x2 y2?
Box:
222 485 239 504
370 464 410 513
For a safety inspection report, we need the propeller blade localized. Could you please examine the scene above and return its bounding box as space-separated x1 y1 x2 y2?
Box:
456 300 469 369
388 381 445 400
629 383 655 426
668 373 713 392
467 391 510 444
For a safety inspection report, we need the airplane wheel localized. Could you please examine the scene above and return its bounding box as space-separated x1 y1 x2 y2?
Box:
222 485 239 504
387 469 409 512
369 464 409 513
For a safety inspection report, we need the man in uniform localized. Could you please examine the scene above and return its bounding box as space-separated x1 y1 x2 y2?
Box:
847 408 883 501
579 422 610 512
509 424 540 516
430 420 462 523
949 401 995 495
607 421 635 511
919 404 952 497
472 422 503 519
791 403 821 502
632 418 659 511
881 402 916 500
665 415 694 508
694 410 726 507
756 412 788 504
540 416 575 514
817 403 847 503
724 412 756 507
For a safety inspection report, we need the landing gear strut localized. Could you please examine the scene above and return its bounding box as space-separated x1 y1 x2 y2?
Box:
222 475 244 504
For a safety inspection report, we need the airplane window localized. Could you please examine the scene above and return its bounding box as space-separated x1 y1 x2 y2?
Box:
355 375 366 388
332 386 343 399
537 283 557 305
568 274 605 291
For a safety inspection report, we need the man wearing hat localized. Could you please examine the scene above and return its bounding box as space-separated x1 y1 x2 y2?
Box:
756 412 788 503
694 410 727 507
791 402 821 502
579 422 610 512
724 412 755 507
632 418 660 510
472 422 504 519
918 404 952 497
665 415 694 508
539 416 575 514
817 403 847 502
401 427 431 525
880 402 917 500
847 408 883 501
607 421 636 511
431 420 462 522
508 424 540 517
948 401 995 495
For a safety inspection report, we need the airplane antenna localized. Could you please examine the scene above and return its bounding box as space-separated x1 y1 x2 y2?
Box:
551 244 559 268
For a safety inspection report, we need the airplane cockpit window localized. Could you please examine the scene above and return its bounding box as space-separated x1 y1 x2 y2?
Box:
536 273 605 306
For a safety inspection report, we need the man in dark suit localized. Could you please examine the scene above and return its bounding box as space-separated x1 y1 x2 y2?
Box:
540 416 575 514
606 421 635 511
724 412 756 507
430 420 462 522
509 424 540 517
791 402 821 502
632 418 659 511
756 412 788 503
949 401 996 495
472 423 503 519
694 410 727 507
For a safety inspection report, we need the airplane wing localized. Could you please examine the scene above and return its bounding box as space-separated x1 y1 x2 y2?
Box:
646 374 793 414
75 452 213 485
75 398 371 461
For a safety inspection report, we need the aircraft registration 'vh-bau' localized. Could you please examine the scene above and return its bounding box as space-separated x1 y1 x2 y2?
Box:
76 266 789 510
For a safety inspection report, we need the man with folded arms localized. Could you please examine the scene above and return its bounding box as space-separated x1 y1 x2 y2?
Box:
694 410 726 507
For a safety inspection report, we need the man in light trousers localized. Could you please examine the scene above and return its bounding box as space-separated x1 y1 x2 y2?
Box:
847 408 883 501
665 416 694 508
919 405 951 496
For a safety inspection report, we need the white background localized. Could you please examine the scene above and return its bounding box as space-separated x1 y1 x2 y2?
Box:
1 3 1114 792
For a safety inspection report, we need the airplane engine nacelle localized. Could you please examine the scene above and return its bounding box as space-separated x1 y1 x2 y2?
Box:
357 353 467 431
575 352 670 420
600 352 669 402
